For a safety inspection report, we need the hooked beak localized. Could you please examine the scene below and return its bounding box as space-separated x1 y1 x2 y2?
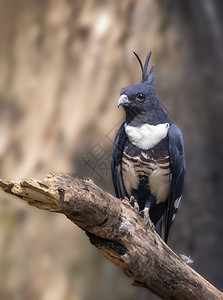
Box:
118 94 130 108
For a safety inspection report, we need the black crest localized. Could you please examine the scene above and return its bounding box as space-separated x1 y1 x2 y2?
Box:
133 51 156 84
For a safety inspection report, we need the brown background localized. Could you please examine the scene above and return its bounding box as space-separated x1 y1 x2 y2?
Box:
0 1 223 299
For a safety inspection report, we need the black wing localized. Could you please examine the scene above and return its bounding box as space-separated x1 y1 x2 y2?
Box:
163 123 185 242
111 122 128 198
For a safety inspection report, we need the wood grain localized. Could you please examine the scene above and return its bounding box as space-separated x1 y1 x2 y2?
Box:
0 173 222 300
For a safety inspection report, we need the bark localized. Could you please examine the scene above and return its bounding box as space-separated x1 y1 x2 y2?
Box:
0 172 222 300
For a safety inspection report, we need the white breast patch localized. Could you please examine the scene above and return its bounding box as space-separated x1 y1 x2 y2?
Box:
125 123 170 150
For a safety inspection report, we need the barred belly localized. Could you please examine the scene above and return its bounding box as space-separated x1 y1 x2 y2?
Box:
122 150 171 204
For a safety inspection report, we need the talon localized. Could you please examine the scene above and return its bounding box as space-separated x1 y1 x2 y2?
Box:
139 210 144 218
143 207 149 218
145 217 155 231
142 207 155 230
129 195 135 207
129 196 140 211
135 202 139 211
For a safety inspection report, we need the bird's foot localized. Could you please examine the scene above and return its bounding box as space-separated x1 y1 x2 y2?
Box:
145 217 155 231
140 208 155 231
129 196 140 211
129 195 135 206
129 198 155 231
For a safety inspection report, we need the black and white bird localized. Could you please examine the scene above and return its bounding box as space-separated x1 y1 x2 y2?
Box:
111 51 185 243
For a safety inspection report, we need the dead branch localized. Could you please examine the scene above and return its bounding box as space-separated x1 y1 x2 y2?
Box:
0 173 222 300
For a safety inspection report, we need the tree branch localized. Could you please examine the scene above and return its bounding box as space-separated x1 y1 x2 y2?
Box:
0 173 222 299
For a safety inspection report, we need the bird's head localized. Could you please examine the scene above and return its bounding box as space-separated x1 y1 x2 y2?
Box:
118 52 163 125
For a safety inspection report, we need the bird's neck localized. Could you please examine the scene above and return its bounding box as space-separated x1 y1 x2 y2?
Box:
125 103 169 126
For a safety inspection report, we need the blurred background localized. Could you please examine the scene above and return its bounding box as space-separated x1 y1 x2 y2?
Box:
0 0 223 299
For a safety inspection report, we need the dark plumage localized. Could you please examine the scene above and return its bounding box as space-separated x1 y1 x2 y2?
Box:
111 51 185 243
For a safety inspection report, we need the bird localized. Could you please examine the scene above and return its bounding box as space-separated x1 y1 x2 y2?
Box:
111 51 185 243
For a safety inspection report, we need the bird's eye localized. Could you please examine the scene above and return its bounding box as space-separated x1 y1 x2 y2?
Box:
137 93 145 102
